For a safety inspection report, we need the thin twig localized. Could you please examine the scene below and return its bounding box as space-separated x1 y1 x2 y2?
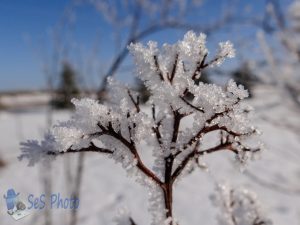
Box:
127 89 140 112
154 55 164 81
169 54 179 83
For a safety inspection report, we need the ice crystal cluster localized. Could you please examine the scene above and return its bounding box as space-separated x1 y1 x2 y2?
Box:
212 184 272 225
20 31 262 225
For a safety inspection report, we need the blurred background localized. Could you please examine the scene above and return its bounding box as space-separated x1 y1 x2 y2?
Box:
0 0 300 225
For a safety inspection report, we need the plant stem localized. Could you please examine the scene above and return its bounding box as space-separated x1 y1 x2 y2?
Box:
163 154 175 224
162 182 173 222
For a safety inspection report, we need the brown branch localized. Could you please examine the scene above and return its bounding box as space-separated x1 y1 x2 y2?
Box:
183 125 218 149
98 122 164 186
237 143 260 153
172 141 200 180
152 117 164 147
191 53 207 80
169 54 179 83
197 143 236 155
181 98 243 150
172 138 261 181
153 55 164 81
179 96 205 113
172 142 234 180
49 120 165 192
202 51 233 68
202 56 221 68
171 110 184 144
184 124 254 151
152 104 156 121
127 89 140 113
161 108 185 220
172 102 250 158
206 100 241 125
161 181 173 220
127 118 134 145
47 142 113 156
182 61 187 73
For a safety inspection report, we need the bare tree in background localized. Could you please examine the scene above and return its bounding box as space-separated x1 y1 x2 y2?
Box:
34 6 87 225
257 0 300 109
237 0 300 197
82 0 238 99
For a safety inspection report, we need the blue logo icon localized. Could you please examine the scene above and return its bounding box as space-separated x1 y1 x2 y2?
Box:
4 189 19 214
3 188 79 220
3 188 30 220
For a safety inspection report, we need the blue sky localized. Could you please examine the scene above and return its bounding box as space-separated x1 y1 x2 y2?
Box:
0 0 289 91
0 0 69 90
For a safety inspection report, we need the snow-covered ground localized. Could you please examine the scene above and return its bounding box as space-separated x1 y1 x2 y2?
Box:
0 85 300 225
0 92 51 109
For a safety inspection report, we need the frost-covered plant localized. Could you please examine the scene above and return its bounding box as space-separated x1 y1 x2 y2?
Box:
19 31 262 225
211 184 272 225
